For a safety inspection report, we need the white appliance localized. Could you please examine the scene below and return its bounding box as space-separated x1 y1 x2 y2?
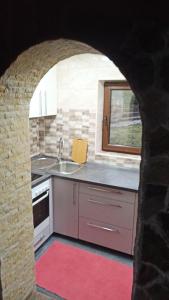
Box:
32 178 53 251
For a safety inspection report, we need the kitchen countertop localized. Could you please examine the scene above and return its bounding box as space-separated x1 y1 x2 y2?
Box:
31 157 140 191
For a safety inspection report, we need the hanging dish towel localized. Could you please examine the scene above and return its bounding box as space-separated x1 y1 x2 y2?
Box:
71 139 88 164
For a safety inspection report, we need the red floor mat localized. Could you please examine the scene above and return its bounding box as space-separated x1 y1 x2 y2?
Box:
36 241 133 300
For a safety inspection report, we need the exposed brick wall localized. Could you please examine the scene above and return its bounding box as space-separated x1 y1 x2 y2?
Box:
0 39 99 300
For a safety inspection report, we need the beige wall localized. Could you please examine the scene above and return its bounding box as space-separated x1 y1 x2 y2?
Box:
30 54 140 169
56 53 124 111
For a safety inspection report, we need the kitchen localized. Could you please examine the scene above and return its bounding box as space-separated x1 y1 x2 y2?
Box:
30 53 140 299
1 1 168 297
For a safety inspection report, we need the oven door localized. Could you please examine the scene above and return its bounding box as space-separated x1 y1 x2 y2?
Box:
32 189 49 228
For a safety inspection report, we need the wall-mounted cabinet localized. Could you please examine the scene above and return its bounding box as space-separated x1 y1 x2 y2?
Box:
29 65 57 118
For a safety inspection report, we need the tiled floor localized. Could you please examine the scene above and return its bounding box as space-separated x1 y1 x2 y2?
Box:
35 234 133 299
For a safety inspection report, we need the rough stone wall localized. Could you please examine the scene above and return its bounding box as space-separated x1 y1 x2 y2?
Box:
114 23 169 300
0 39 99 300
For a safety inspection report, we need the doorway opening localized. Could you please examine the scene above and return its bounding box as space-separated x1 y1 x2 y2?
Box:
0 39 139 300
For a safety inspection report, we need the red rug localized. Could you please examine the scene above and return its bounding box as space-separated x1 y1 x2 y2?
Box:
36 241 133 300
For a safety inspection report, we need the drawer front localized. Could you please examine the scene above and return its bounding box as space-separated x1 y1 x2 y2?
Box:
79 194 134 229
132 193 138 254
79 217 132 254
34 226 50 251
79 182 135 204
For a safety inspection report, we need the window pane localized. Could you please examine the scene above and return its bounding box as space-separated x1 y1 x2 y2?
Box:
109 89 142 148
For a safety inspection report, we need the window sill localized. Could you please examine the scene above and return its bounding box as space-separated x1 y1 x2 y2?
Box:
95 151 141 170
95 151 141 160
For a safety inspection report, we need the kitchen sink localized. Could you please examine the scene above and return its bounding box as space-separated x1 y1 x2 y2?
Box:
48 160 83 174
31 156 57 170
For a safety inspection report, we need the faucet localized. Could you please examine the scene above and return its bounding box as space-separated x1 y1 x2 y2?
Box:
57 137 64 161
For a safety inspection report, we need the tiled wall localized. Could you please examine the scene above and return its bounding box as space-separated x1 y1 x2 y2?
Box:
29 109 140 169
56 109 96 160
29 118 40 155
29 116 57 157
29 109 96 161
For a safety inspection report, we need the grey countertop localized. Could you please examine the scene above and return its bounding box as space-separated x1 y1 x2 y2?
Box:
31 157 140 191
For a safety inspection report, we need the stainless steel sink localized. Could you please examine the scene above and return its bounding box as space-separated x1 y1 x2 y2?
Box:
48 160 83 174
31 156 57 170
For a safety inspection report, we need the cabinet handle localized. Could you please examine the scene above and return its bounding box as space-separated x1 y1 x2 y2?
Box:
73 183 76 205
32 191 49 206
87 186 122 194
87 222 119 233
88 199 122 208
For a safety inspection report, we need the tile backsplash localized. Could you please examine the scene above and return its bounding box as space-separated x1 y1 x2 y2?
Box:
29 109 96 161
29 109 140 169
29 118 40 155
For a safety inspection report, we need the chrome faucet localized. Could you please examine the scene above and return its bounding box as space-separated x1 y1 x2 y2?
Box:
57 137 64 161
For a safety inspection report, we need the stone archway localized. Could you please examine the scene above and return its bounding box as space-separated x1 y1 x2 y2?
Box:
0 39 100 300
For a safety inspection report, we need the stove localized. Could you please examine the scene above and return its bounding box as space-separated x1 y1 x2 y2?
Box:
31 173 43 182
32 178 52 251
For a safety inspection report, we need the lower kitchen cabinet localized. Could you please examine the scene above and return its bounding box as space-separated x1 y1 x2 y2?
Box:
53 177 79 238
78 182 138 255
53 177 138 255
79 217 133 254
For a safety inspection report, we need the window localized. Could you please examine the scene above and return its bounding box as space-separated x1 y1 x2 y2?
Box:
102 81 142 155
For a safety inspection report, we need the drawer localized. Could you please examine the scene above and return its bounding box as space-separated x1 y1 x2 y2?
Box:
79 217 132 254
132 194 138 255
79 194 134 229
79 182 135 204
34 226 50 251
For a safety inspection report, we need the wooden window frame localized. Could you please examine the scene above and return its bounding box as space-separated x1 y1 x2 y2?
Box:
102 81 141 155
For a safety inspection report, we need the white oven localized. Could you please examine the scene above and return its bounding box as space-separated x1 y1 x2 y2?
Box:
32 178 53 250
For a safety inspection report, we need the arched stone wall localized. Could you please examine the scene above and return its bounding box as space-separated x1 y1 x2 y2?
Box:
0 39 99 300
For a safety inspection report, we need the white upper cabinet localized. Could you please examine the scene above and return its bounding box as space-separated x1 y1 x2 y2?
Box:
29 65 57 118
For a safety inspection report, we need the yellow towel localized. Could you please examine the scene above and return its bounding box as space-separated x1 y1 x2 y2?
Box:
71 139 88 164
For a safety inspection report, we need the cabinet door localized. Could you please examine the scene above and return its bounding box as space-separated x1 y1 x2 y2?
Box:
43 65 58 116
29 85 42 118
53 178 78 238
29 65 57 118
